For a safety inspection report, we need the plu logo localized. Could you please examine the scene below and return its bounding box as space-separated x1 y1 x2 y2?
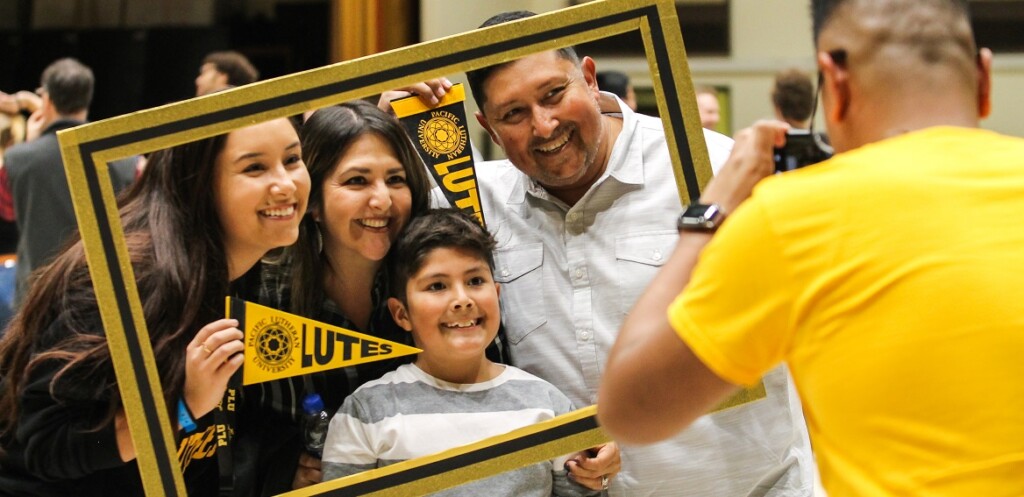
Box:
250 316 298 374
418 110 467 160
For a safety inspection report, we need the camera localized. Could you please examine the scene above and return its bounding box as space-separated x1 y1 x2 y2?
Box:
773 130 834 173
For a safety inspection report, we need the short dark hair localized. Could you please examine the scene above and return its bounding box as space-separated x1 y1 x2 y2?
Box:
388 209 497 304
596 71 630 100
811 0 971 44
203 50 259 86
40 58 94 115
465 10 580 111
772 68 814 123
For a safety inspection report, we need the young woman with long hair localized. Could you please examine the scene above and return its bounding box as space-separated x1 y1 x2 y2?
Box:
0 117 310 496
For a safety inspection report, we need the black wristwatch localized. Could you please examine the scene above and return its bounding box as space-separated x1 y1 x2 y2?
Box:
677 203 726 233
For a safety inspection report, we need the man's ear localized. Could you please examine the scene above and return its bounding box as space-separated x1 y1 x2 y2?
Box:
387 297 413 332
977 47 993 119
475 111 502 147
581 56 600 97
494 282 501 300
818 51 850 124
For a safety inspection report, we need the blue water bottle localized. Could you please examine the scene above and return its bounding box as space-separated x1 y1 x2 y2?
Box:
301 393 330 458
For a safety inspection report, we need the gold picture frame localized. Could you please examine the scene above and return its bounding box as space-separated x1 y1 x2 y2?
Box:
56 0 710 494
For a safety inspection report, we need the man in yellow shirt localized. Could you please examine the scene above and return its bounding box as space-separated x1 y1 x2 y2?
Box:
599 1 1024 496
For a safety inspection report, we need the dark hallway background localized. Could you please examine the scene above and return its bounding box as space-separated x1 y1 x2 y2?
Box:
0 1 331 121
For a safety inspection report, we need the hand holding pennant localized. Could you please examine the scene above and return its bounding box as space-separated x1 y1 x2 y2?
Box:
390 83 487 228
225 297 421 386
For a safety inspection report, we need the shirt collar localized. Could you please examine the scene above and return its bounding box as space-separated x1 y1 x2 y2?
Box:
42 118 87 137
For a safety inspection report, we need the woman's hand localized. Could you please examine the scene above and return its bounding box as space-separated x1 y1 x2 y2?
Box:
183 319 244 418
292 452 323 489
566 442 621 491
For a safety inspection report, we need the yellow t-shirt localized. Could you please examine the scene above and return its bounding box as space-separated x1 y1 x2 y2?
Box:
669 127 1024 496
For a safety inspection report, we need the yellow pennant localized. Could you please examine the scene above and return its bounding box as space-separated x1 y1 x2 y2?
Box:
225 297 421 386
390 83 486 228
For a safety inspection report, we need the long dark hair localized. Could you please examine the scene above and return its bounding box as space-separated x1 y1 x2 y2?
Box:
0 131 232 439
284 100 431 317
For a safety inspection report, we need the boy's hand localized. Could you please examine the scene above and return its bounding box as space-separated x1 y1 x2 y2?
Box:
566 442 620 491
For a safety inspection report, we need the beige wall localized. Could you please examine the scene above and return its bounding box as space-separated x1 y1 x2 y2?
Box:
699 0 1023 136
419 0 1024 138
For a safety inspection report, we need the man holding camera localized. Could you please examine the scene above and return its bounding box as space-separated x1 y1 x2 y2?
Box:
599 1 1024 495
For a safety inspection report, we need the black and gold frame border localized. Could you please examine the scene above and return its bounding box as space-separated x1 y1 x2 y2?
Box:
57 0 710 494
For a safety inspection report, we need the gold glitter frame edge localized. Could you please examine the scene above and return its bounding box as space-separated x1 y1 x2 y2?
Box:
56 0 709 494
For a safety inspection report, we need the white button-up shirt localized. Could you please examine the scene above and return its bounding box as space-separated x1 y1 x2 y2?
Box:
475 95 813 496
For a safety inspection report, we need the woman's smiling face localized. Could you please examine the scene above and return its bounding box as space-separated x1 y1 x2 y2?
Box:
316 132 413 263
213 118 309 279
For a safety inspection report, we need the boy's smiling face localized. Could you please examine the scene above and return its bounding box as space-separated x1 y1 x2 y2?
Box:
388 246 501 381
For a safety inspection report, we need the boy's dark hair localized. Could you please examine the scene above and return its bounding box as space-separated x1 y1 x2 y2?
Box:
388 209 497 304
465 10 580 111
203 50 260 86
41 58 94 115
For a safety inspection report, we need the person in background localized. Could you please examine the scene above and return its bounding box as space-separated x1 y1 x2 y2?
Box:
195 50 259 96
599 1 1024 495
694 85 722 131
0 117 310 496
0 112 21 328
596 70 637 111
464 10 812 496
322 208 610 496
771 68 815 129
0 58 138 307
238 101 432 494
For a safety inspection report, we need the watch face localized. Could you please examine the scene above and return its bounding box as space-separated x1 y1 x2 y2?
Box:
683 204 712 219
679 204 722 231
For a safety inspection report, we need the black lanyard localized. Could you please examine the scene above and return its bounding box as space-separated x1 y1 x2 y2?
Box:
214 374 239 496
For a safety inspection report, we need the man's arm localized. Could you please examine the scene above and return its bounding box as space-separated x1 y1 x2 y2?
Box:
598 121 787 445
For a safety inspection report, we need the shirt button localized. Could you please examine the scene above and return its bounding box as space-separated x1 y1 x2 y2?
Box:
574 268 584 279
567 212 580 222
501 268 510 277
652 250 662 261
579 329 591 340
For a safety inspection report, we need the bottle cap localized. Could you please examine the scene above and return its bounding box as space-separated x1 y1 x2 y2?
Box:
302 393 325 414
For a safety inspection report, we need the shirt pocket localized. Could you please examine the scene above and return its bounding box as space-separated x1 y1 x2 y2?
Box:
493 243 546 344
615 231 678 315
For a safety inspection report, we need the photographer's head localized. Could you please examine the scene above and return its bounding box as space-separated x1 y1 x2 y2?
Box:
811 0 990 153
